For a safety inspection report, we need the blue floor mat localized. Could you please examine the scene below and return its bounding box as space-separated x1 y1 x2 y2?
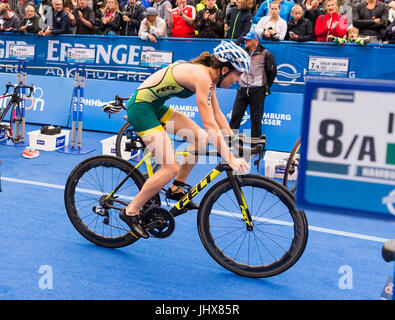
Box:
0 124 394 300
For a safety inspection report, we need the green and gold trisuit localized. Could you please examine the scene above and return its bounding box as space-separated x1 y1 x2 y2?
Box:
127 62 195 137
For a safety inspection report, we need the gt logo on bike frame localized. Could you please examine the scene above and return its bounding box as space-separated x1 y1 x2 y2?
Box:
175 168 221 210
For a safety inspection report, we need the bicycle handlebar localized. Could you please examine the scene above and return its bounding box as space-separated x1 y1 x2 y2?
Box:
3 82 34 97
191 134 266 159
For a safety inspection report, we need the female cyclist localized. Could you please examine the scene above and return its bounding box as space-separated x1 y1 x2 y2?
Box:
120 41 251 238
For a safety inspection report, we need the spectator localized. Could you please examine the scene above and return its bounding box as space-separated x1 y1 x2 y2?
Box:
196 0 219 12
121 0 146 36
92 0 105 27
229 31 277 141
99 0 123 35
64 0 77 14
39 0 70 35
138 6 166 41
19 4 41 33
328 26 371 44
195 0 224 38
224 0 253 40
0 3 20 32
314 0 347 41
12 0 36 21
303 0 324 30
353 0 389 42
167 0 196 37
253 0 295 24
255 1 287 40
223 0 237 21
68 0 95 34
152 0 172 35
389 1 395 23
285 3 314 41
339 0 353 28
383 19 395 43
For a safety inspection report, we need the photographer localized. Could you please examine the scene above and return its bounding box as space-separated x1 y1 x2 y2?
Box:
121 0 146 36
68 0 95 34
195 0 224 38
229 32 277 142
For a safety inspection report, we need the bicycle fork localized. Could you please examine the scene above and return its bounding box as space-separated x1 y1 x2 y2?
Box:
225 171 254 231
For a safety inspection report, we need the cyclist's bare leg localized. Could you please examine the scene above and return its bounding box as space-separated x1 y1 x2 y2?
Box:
125 130 179 216
165 110 209 191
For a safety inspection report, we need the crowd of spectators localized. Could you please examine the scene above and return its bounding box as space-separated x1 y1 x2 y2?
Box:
0 0 394 43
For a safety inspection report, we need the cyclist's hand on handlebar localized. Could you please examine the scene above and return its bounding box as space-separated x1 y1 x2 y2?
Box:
229 157 250 175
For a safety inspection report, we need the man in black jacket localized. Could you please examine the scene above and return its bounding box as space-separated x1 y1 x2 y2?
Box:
39 0 70 35
121 0 146 36
195 0 224 38
229 31 277 141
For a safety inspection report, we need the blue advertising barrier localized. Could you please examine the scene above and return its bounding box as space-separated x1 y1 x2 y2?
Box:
0 73 303 152
0 34 394 94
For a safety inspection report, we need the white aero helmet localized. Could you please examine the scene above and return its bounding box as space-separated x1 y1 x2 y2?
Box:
213 40 251 73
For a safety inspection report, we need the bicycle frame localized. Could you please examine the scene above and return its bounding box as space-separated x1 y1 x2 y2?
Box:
105 151 255 229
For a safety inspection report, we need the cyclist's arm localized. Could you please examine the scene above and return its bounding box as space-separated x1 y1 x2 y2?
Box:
195 78 236 165
210 87 233 136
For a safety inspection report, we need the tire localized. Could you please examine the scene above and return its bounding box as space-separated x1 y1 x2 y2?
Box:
64 155 153 248
283 137 301 193
115 121 160 177
9 102 22 144
197 174 308 278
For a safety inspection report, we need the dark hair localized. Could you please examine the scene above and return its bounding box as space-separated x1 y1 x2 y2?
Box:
190 51 234 71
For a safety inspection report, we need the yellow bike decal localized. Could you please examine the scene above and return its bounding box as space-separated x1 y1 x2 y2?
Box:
175 168 221 210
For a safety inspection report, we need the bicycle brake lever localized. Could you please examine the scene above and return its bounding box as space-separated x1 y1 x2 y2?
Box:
27 85 34 97
3 82 12 95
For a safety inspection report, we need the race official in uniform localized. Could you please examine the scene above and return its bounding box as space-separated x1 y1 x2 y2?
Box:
229 31 277 141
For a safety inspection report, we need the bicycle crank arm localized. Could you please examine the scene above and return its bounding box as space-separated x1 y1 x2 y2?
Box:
143 218 167 229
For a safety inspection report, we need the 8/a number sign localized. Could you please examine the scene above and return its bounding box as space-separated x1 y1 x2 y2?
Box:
297 78 395 219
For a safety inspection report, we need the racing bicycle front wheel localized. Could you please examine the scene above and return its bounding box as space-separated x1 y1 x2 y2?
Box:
197 174 308 278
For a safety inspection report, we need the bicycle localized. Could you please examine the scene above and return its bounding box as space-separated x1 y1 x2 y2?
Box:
64 134 308 278
0 82 34 144
282 137 301 193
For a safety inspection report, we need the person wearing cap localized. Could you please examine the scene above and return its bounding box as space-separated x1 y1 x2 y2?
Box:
229 31 277 142
119 41 251 239
138 6 167 41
